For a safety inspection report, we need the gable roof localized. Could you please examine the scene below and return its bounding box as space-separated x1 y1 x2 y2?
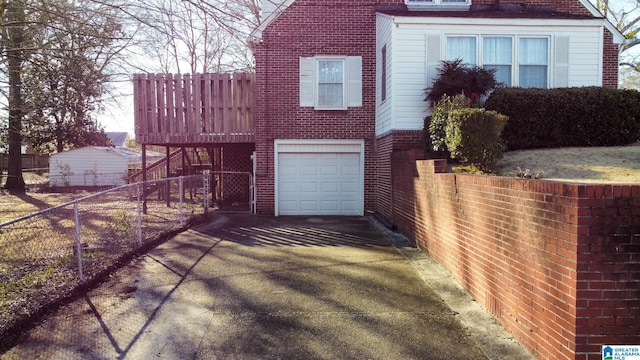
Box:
250 0 295 42
250 0 625 45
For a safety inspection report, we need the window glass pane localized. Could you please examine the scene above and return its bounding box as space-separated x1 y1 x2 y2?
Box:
318 60 344 107
519 65 547 88
519 38 548 88
484 65 512 86
519 38 548 64
446 37 476 64
483 37 511 64
318 84 344 106
318 60 343 83
483 37 512 86
381 46 387 101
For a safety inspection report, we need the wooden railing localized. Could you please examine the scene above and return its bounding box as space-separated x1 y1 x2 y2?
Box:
133 73 255 145
127 149 184 183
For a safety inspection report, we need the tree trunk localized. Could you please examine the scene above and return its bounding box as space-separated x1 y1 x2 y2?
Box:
4 0 26 192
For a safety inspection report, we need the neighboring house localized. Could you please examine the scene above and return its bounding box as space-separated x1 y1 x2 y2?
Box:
249 0 623 217
105 132 131 148
49 146 163 187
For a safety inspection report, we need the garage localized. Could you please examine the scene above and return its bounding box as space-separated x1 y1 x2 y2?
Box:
275 140 364 216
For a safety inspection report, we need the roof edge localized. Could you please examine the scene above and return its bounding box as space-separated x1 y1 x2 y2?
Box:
576 0 625 44
249 0 296 43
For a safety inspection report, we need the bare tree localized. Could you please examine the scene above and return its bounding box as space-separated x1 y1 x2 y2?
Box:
134 0 259 74
593 0 640 74
2 0 28 191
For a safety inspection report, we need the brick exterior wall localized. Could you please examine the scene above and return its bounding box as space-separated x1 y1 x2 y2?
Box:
375 130 424 221
253 0 399 215
252 0 618 215
602 30 620 88
391 150 640 360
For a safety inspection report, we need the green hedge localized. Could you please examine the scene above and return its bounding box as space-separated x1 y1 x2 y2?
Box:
444 108 508 171
484 87 640 150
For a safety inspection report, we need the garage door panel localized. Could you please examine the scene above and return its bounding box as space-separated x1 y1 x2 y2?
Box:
320 182 339 192
300 165 318 176
280 182 299 192
300 201 320 211
341 200 358 211
299 182 318 192
279 201 299 212
279 165 299 176
321 166 339 176
277 143 362 216
341 182 358 192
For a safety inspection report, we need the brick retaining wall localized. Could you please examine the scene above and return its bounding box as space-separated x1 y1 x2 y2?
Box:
391 150 640 360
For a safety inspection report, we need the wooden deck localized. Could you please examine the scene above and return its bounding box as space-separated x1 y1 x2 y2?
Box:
133 73 255 145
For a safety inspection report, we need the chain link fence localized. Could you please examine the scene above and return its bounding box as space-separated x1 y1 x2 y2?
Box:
0 174 217 344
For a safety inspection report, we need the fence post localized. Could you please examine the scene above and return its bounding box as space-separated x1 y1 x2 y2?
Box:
73 202 84 282
179 176 185 226
203 171 210 213
136 183 143 246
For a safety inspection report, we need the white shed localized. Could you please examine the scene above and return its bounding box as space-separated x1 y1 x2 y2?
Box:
49 146 163 187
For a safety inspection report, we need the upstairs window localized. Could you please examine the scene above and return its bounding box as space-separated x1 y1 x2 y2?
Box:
406 0 471 10
300 56 362 110
317 60 345 108
381 45 387 102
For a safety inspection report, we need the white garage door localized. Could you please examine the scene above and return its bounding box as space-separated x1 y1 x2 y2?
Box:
276 141 363 216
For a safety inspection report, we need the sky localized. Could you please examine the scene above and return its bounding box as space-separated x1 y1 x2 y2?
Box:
99 97 135 135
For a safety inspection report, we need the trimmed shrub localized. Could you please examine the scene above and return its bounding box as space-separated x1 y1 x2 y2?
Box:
445 108 508 171
427 94 470 152
485 87 640 150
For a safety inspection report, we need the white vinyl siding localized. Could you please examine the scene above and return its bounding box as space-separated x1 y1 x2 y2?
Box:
375 14 605 135
49 147 128 187
300 56 362 110
376 13 394 135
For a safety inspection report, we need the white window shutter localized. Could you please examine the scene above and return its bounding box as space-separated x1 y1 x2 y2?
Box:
300 57 314 107
555 36 570 88
426 35 442 89
347 56 362 107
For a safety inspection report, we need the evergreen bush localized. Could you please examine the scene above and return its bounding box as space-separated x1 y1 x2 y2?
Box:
444 108 508 171
485 87 640 150
425 59 500 106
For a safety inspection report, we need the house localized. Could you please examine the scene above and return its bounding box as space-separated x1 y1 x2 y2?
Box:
49 146 163 187
249 0 623 217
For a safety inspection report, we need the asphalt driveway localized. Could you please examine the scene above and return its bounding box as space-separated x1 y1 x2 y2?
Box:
1 215 532 359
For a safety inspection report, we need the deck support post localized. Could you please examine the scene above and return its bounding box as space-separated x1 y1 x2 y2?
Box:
166 146 171 208
142 144 147 214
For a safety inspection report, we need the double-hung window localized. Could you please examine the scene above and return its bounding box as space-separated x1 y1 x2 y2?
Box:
317 59 345 109
300 56 362 110
483 37 513 86
445 35 549 88
518 38 548 88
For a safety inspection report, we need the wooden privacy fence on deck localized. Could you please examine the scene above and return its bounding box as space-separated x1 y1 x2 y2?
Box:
133 73 255 144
